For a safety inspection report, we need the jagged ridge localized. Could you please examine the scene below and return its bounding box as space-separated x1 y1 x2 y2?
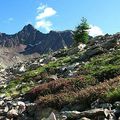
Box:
0 24 73 54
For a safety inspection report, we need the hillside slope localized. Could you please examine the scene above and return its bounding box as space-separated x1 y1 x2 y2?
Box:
0 34 120 119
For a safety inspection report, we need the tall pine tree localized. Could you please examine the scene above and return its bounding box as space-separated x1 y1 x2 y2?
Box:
73 17 90 44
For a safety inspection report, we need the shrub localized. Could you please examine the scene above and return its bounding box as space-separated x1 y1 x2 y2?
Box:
24 77 88 102
34 76 120 110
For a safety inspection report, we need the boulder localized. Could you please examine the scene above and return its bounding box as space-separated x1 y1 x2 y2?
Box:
78 43 86 51
7 108 18 118
79 117 91 120
42 112 67 120
29 62 39 70
61 115 67 120
113 109 120 119
67 47 79 56
19 64 26 72
0 100 4 106
104 109 116 120
0 116 6 120
91 100 112 109
80 46 104 61
49 75 58 81
17 101 26 114
48 112 57 120
39 58 44 63
35 107 58 120
4 106 9 112
102 39 118 50
61 109 105 119
91 99 106 109
26 103 37 116
0 109 5 116
114 101 120 108
0 94 6 99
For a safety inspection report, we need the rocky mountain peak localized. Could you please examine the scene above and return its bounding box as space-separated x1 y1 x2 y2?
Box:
22 24 36 32
0 24 73 55
20 24 38 35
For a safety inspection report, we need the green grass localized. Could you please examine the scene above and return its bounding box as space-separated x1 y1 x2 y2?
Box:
0 56 73 97
105 87 120 102
78 49 120 82
1 47 120 98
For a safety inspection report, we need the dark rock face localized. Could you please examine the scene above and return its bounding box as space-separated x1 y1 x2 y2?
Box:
89 33 120 46
0 24 73 54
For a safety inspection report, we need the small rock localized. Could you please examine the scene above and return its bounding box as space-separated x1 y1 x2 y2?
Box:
4 106 9 112
7 108 18 118
48 112 57 120
19 64 26 72
0 116 5 119
61 115 67 120
17 101 26 114
0 100 4 106
80 117 91 120
0 94 6 99
49 75 58 80
26 103 37 116
114 101 120 108
78 43 86 51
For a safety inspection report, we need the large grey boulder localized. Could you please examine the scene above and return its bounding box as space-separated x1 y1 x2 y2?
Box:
80 46 104 61
91 99 112 109
61 109 105 119
102 39 118 50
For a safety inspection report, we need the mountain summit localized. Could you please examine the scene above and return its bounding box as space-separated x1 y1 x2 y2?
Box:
0 24 73 54
22 24 35 31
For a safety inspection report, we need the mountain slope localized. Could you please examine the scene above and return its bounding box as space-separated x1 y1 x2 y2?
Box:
0 32 120 119
0 24 73 54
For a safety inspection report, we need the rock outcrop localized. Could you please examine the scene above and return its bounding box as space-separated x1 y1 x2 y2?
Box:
0 24 73 54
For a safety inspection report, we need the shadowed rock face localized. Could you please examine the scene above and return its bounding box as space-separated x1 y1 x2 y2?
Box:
0 24 73 54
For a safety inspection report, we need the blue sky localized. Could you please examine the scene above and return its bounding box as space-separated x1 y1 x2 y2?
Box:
0 0 120 36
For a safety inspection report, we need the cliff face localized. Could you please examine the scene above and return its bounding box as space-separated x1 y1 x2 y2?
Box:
0 24 73 54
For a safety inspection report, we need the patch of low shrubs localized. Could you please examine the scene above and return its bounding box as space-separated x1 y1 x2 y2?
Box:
24 77 88 102
35 76 120 110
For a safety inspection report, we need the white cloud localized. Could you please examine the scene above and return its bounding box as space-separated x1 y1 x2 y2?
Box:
35 3 57 32
3 17 14 23
88 25 104 37
36 7 56 20
35 20 52 32
37 3 47 13
8 17 14 21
